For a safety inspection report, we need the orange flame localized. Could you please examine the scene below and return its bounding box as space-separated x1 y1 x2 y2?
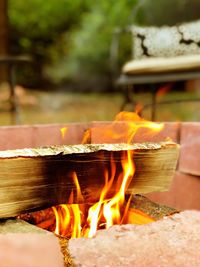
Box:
72 172 84 203
60 127 68 140
53 111 161 238
156 83 173 98
82 111 163 144
52 204 83 238
81 129 91 144
53 150 137 238
135 102 143 115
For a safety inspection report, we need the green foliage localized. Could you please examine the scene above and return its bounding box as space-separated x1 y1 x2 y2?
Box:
45 0 138 88
9 0 200 89
9 0 86 38
9 0 89 86
9 0 139 88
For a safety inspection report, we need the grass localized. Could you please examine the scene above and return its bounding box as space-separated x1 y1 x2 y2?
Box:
0 86 199 126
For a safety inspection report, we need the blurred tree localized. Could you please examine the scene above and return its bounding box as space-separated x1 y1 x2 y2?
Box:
9 0 89 87
0 0 9 81
0 0 8 55
45 0 138 91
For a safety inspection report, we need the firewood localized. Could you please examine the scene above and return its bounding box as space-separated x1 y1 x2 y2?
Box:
0 142 179 218
19 194 177 233
128 194 177 220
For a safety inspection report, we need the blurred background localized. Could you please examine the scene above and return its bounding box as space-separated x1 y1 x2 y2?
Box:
0 0 200 125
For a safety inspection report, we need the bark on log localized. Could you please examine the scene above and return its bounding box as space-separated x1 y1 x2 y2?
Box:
0 142 179 218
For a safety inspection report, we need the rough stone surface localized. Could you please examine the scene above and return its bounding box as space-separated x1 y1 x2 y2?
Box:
179 122 200 176
0 233 64 267
0 122 89 150
69 210 200 267
0 219 47 234
0 219 64 267
90 121 180 144
32 122 90 147
0 125 34 150
146 171 200 210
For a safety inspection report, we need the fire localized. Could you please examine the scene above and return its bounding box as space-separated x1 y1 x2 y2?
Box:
52 204 83 238
60 127 68 140
53 112 162 238
52 150 137 238
81 129 91 144
156 83 173 98
82 111 163 144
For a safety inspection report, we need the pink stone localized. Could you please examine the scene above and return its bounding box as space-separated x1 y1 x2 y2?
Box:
179 122 200 176
0 122 90 150
146 171 200 211
91 121 180 144
0 125 34 150
0 233 63 267
69 210 200 267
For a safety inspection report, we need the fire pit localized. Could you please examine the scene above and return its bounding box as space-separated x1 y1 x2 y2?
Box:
0 114 199 266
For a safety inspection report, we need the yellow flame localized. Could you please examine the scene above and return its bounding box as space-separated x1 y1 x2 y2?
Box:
52 204 71 236
72 172 84 203
87 202 102 238
103 150 134 228
53 111 161 238
52 206 60 235
71 205 82 238
85 150 135 236
60 127 68 140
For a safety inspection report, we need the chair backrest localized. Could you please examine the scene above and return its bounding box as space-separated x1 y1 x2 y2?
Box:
130 20 200 59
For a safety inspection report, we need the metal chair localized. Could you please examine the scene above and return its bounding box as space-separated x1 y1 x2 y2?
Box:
111 23 200 121
0 55 32 124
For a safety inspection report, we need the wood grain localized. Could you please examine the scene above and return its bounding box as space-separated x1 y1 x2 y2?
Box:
0 142 179 218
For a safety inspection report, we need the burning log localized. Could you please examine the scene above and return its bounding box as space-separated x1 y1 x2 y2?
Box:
0 142 179 218
19 194 177 233
19 207 56 232
68 210 200 267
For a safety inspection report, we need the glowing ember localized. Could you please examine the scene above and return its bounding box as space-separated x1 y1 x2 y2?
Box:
52 112 162 238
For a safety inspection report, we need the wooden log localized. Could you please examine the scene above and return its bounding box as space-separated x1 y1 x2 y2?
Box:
128 194 177 220
0 142 179 218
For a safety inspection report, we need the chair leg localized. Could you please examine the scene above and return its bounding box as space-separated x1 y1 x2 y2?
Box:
150 84 157 121
8 64 20 125
120 85 136 111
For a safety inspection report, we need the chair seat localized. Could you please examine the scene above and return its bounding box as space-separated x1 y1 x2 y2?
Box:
122 54 200 75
